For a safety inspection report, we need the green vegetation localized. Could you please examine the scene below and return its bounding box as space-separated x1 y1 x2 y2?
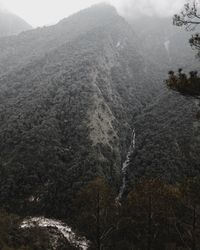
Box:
2 176 200 249
69 177 200 250
73 178 117 250
168 1 200 96
0 210 80 249
166 69 200 96
0 4 148 218
0 211 52 249
1 3 200 249
173 0 200 57
1 3 199 222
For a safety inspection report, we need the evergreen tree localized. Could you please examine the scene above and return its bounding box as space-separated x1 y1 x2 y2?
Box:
179 177 200 250
124 178 181 249
173 0 200 57
73 177 118 250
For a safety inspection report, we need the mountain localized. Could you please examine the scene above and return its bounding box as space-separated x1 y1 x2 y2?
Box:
0 9 31 37
130 15 198 71
0 4 154 217
0 3 200 220
126 15 200 185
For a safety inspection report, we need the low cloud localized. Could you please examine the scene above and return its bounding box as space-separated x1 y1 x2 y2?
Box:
0 0 187 26
110 0 185 18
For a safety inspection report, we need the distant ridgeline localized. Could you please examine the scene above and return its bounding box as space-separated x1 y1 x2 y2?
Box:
0 9 31 37
166 69 200 96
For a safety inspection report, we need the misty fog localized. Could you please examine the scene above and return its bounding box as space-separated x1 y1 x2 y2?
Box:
0 0 186 26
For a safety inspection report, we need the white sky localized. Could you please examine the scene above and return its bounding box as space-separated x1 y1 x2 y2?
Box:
0 0 186 27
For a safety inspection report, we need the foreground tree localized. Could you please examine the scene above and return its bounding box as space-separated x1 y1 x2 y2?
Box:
179 177 200 250
167 1 200 96
0 210 52 249
173 0 200 57
75 178 200 249
119 178 182 249
166 69 200 95
73 177 118 250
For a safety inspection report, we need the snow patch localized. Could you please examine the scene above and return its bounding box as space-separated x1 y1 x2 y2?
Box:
164 40 170 52
116 40 126 49
21 217 88 250
116 41 121 48
164 40 172 61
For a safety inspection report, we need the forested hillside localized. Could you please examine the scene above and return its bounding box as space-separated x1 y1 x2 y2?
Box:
125 15 200 186
0 4 157 217
130 15 197 71
1 2 200 249
0 2 199 218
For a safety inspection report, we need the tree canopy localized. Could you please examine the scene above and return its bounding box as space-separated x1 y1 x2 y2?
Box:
167 1 200 96
173 0 200 57
166 69 200 96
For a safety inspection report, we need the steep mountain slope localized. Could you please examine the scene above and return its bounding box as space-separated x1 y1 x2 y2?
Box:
0 4 131 75
1 3 200 219
130 16 198 71
0 4 154 217
0 9 31 37
126 16 200 185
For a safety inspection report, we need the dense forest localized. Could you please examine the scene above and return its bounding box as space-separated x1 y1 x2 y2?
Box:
0 4 155 218
2 176 200 249
167 70 200 96
0 1 200 249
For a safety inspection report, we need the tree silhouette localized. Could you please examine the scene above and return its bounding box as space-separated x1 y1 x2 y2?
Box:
166 69 200 96
73 177 118 250
173 0 200 57
166 1 200 96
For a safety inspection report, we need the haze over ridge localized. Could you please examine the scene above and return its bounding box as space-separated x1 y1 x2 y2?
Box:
0 0 185 27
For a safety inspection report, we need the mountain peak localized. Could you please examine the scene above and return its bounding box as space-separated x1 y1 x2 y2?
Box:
0 9 31 37
58 3 118 25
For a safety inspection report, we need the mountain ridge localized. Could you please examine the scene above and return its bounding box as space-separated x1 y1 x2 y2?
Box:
0 4 150 217
0 3 200 219
0 8 31 37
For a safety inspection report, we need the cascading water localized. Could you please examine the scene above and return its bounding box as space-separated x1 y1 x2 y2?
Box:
116 129 136 202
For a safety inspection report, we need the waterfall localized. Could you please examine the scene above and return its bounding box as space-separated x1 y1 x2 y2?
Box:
116 129 136 202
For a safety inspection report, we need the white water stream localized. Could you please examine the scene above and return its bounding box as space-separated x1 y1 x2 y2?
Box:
21 217 89 250
21 131 136 248
117 129 136 201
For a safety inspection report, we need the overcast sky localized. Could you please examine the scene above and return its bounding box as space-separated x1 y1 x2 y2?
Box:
0 0 186 27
